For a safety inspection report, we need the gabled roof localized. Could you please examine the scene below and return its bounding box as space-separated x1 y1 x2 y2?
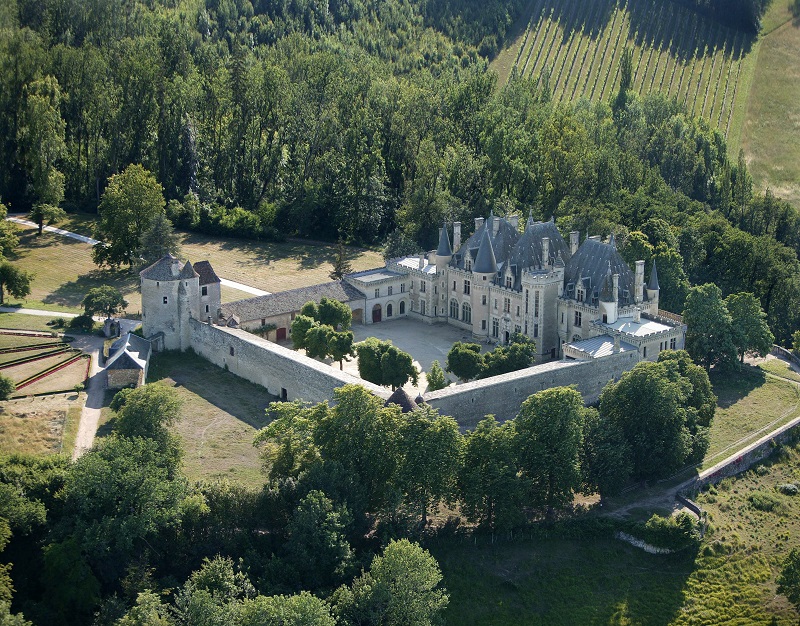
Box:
453 213 520 271
474 229 498 274
384 387 417 413
647 259 660 291
107 333 151 371
140 255 181 281
220 281 366 322
436 225 452 257
194 261 220 285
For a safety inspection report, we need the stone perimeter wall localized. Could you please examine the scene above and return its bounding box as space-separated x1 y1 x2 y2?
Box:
189 319 640 429
425 351 641 430
189 319 391 404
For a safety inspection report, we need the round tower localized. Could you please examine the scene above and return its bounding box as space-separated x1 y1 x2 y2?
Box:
140 255 200 351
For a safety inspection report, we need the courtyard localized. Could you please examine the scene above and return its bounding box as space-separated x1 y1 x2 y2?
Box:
336 317 488 395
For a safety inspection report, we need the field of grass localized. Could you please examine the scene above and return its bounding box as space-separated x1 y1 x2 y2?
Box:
759 357 800 384
5 216 384 314
703 367 800 469
0 312 63 333
434 441 800 625
740 1 800 207
492 0 756 144
0 394 83 456
145 351 277 486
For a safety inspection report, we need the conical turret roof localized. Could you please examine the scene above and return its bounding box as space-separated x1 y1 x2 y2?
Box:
436 224 452 257
474 229 498 274
647 259 660 291
600 263 615 302
384 388 417 413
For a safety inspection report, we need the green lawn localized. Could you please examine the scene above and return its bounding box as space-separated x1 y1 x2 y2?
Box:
146 351 277 486
434 441 800 625
0 312 63 333
740 1 800 207
759 357 800 384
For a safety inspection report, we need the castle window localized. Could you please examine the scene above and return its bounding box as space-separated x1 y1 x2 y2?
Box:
561 313 564 324
453 281 456 290
420 281 426 293
465 258 472 271
643 346 647 358
375 288 380 298
534 323 539 338
262 318 266 325
201 286 208 296
464 280 470 295
494 299 498 310
206 305 210 313
450 299 459 319
163 296 168 304
482 320 487 330
525 289 529 314
534 291 540 318
577 288 584 303
387 304 393 317
670 337 676 350
516 305 520 317
503 297 510 313
574 311 582 327
421 301 426 315
434 286 438 295
462 302 472 324
492 319 499 338
388 286 393 296
400 301 405 314
602 314 607 323
482 295 487 305
156 282 159 287
401 283 405 293
229 347 234 356
514 325 521 334
506 276 512 288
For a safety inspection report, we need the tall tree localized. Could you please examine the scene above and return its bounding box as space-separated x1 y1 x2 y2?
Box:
137 211 181 266
329 238 353 281
81 285 127 319
425 360 448 391
0 262 33 305
778 548 800 614
356 338 418 389
93 164 165 268
725 292 774 363
683 283 738 370
515 387 585 518
445 342 484 382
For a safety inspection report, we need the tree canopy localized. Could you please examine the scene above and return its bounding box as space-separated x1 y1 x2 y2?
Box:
81 285 127 319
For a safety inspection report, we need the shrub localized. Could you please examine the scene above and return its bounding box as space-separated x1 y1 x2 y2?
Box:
748 490 786 513
635 513 699 550
0 374 15 400
68 314 95 333
777 483 799 496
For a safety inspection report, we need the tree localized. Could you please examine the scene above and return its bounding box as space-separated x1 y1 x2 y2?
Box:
725 292 774 363
0 262 32 305
305 324 335 360
174 556 255 626
329 238 353 281
94 164 165 268
333 539 448 626
581 408 632 498
110 384 182 458
683 283 738 370
599 360 697 480
291 315 316 350
515 387 585 517
317 297 352 330
0 375 14 400
137 212 181 266
459 416 524 531
398 407 463 524
328 330 355 370
356 338 418 389
28 204 66 236
794 330 800 356
284 490 354 591
479 335 536 379
116 591 175 626
425 360 448 391
777 548 800 612
240 593 335 626
82 285 128 319
445 342 484 382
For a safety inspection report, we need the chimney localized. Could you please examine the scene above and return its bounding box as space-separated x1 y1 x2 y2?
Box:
418 253 425 270
612 273 619 301
475 217 485 231
570 231 580 255
508 215 519 231
207 315 212 325
634 260 645 304
613 333 620 354
493 218 500 236
453 221 461 251
542 237 550 269
633 307 641 323
589 235 602 242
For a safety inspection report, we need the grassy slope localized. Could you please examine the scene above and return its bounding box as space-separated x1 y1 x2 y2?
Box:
740 1 800 206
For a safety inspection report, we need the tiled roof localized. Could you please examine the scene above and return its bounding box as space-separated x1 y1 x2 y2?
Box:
193 261 220 285
220 281 366 322
107 333 151 370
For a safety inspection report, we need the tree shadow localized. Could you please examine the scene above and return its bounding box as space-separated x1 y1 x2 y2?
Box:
41 269 140 309
710 366 766 409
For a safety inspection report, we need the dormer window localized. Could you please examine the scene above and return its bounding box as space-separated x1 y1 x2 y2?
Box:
506 276 512 288
577 288 584 303
465 258 472 271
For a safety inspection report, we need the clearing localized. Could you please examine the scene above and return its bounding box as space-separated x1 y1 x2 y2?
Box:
0 394 82 456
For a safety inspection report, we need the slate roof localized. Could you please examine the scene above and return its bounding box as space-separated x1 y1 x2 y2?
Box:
564 239 636 306
140 255 181 281
565 335 637 359
194 261 220 285
647 259 660 291
453 213 520 271
599 266 615 303
179 260 199 279
384 387 417 413
474 229 498 274
107 333 151 371
221 281 366 322
436 225 452 257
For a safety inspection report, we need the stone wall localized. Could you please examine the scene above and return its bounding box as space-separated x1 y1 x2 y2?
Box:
188 319 391 404
425 349 640 430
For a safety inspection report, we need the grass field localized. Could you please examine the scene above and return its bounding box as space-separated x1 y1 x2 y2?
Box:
492 0 756 145
5 217 384 315
0 394 82 456
759 357 800 384
435 442 800 624
145 351 276 486
740 1 800 207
